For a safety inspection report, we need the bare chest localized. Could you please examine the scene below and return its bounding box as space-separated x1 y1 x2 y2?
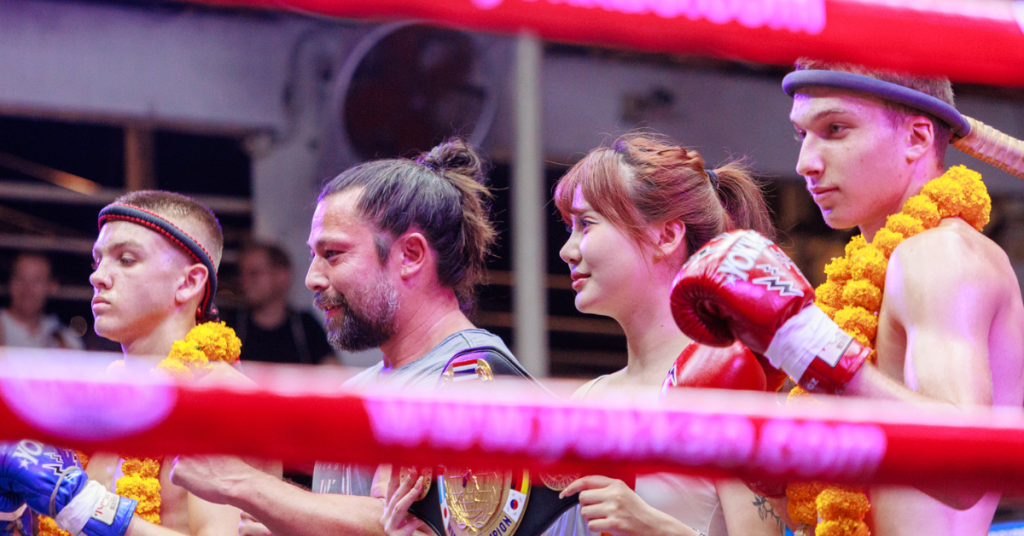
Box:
88 454 190 534
158 455 191 534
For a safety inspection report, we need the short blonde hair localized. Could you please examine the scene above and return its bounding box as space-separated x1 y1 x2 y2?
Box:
114 190 224 268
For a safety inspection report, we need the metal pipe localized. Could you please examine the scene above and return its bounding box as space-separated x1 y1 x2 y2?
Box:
512 31 548 377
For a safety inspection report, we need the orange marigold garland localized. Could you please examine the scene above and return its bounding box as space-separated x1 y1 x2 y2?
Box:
37 323 240 534
40 322 242 532
117 321 241 524
784 166 992 536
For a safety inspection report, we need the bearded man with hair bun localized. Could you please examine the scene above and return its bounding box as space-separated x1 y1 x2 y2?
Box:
171 138 529 536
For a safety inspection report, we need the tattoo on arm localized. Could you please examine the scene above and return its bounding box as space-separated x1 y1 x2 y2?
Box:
753 495 785 534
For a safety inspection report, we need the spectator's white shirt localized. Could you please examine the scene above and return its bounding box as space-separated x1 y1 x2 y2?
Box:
0 309 83 350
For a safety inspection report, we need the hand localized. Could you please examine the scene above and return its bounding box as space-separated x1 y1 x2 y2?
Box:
560 476 676 536
0 441 85 516
766 495 800 532
671 230 870 393
0 440 136 536
239 511 274 536
170 454 258 505
381 468 428 536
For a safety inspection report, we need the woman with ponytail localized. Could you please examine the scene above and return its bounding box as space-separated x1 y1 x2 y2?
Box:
546 132 782 536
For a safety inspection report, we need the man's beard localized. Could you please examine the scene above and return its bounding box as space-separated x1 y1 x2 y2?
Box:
315 274 399 351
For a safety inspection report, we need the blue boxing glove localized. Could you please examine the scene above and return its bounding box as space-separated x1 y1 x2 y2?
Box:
0 503 31 536
0 440 137 536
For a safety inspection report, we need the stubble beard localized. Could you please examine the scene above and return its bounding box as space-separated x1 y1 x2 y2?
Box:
316 274 399 352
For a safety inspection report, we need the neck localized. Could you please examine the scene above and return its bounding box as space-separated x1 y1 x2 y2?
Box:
379 290 473 370
121 311 196 363
7 307 43 331
613 277 692 387
861 163 943 242
250 299 289 329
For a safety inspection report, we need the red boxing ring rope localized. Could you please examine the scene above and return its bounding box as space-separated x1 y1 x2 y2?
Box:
183 0 1024 86
1 350 1023 491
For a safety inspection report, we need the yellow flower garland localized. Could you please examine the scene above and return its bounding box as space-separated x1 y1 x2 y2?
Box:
785 166 991 536
39 322 241 535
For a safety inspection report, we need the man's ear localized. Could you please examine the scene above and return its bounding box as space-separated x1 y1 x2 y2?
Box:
904 115 935 163
654 219 686 262
395 232 429 280
176 264 209 306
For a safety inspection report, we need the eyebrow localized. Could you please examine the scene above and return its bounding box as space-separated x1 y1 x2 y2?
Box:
309 235 354 252
93 240 144 258
567 204 598 216
794 107 850 126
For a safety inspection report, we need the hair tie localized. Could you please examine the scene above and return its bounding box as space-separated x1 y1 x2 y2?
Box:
416 157 441 173
706 169 719 189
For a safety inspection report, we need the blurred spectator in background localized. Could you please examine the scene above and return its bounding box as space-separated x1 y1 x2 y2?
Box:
231 241 334 365
1 252 83 349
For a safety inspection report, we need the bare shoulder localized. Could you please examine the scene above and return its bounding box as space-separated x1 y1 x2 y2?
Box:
572 369 624 399
198 361 256 388
889 218 1014 294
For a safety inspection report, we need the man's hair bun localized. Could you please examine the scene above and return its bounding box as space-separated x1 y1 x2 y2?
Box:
416 138 486 182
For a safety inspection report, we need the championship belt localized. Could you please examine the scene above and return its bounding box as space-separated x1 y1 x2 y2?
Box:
408 346 580 536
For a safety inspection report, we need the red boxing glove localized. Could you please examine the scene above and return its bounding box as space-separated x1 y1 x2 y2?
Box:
670 231 870 394
662 341 767 392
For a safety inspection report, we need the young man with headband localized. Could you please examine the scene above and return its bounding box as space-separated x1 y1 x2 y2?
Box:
0 190 258 536
670 61 1024 535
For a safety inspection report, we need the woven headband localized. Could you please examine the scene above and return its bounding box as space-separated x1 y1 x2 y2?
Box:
782 70 971 139
98 203 219 322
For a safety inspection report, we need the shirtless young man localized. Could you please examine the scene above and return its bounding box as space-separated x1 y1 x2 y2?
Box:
0 190 257 536
670 62 1024 536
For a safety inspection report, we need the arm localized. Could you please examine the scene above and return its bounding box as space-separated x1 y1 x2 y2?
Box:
846 231 998 508
559 476 699 536
846 230 995 408
171 455 387 536
715 480 784 536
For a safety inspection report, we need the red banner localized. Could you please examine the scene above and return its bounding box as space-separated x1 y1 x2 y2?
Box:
191 0 1024 86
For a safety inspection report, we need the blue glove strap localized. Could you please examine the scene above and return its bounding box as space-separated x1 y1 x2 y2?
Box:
0 507 30 536
80 495 137 536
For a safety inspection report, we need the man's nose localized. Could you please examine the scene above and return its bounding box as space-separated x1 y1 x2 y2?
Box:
796 137 823 179
89 263 111 291
305 258 328 292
